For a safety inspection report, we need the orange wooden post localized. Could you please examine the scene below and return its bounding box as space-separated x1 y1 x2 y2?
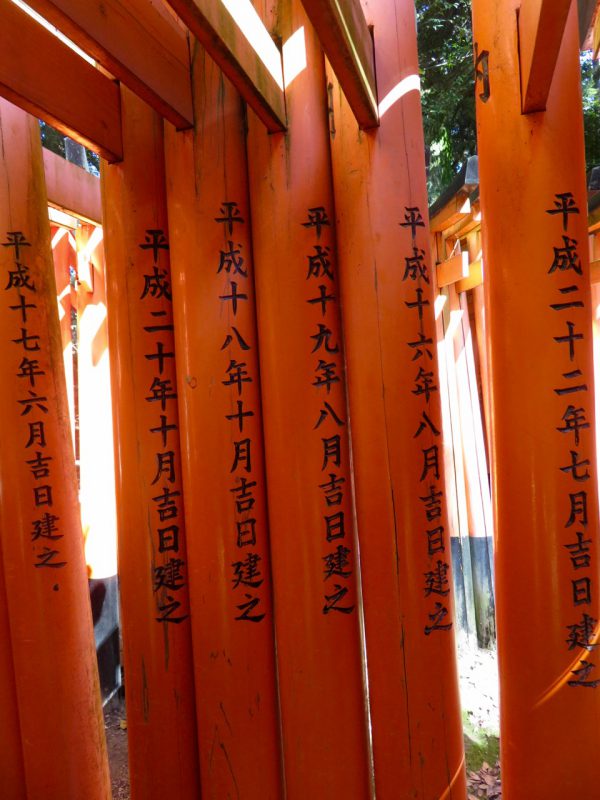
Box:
163 45 284 798
471 1 600 796
0 98 111 799
245 4 371 797
101 87 201 800
326 0 466 796
0 541 26 800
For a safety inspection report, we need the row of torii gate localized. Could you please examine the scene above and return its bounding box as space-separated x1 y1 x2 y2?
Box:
0 0 596 798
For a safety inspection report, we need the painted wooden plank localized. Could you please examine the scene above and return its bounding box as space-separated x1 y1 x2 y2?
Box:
519 0 571 113
429 191 471 232
0 0 122 161
43 149 102 224
301 0 377 128
165 0 286 131
25 0 193 129
455 259 483 292
436 251 469 287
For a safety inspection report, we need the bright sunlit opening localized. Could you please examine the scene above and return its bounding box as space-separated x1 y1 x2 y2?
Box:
434 293 447 320
446 308 463 339
12 0 95 64
220 0 284 89
378 74 421 118
283 26 307 89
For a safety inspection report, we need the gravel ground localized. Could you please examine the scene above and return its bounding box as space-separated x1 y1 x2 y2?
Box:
104 643 502 799
104 699 129 800
458 642 501 798
458 642 500 732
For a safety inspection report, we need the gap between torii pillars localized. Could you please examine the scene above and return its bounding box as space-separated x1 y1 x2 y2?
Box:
163 43 283 798
101 87 201 800
326 0 466 796
0 98 111 799
246 1 371 796
75 223 118 581
471 1 600 796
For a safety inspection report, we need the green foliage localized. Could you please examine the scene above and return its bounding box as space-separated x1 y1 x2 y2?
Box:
416 2 600 202
416 0 475 202
581 52 600 174
39 120 100 176
463 710 500 773
39 120 66 158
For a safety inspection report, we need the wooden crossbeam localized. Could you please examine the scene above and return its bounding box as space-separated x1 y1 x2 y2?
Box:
165 0 286 131
25 0 193 129
429 191 471 233
519 0 572 113
0 0 122 161
43 148 102 224
301 0 378 128
436 251 469 287
456 259 483 293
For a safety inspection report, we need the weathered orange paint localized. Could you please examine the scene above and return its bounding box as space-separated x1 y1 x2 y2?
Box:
0 540 26 800
102 87 201 800
164 44 283 798
0 98 111 799
246 3 371 796
472 1 600 796
326 0 466 796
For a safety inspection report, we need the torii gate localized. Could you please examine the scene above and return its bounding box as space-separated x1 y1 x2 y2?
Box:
0 1 597 799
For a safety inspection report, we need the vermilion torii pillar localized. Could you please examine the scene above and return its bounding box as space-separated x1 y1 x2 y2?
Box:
0 541 25 799
163 46 283 798
246 2 371 796
102 88 201 800
471 1 600 796
0 99 111 799
326 0 466 796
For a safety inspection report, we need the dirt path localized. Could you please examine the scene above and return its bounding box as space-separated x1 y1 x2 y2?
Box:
104 644 502 799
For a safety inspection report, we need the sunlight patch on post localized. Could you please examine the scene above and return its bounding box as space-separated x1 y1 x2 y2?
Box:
49 207 79 230
50 224 69 250
377 74 421 118
434 293 447 320
282 26 307 90
220 0 284 89
80 224 104 261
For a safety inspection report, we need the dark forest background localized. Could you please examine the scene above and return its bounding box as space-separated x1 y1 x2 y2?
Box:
416 0 600 201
